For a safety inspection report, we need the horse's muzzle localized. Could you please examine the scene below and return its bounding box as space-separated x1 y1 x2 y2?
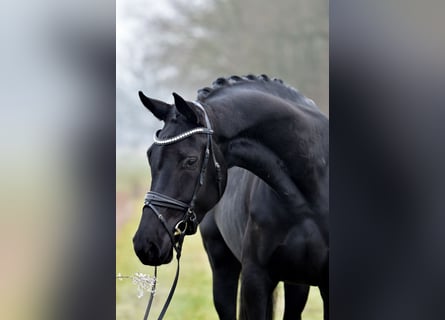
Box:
133 236 173 266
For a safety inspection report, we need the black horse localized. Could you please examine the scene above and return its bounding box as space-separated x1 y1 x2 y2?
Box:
133 75 329 319
200 167 310 320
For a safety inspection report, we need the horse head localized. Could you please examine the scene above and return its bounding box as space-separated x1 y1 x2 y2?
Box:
133 91 227 266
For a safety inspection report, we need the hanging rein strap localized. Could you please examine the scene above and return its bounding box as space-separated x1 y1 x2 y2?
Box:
143 193 187 320
143 246 183 320
142 190 200 320
143 266 157 320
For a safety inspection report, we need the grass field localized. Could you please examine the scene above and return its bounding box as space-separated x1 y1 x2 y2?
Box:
116 196 324 319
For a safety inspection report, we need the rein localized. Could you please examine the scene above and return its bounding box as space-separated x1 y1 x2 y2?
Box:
142 101 223 319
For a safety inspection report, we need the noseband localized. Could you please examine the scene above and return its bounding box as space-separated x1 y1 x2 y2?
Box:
142 101 223 320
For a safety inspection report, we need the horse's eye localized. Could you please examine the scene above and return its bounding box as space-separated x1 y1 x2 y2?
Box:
182 157 198 169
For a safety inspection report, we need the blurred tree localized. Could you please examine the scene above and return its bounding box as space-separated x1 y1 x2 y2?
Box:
141 0 328 111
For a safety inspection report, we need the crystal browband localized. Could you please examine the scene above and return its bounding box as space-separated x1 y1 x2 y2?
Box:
153 127 214 145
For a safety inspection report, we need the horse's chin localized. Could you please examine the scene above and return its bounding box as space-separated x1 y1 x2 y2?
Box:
137 247 174 266
159 249 174 265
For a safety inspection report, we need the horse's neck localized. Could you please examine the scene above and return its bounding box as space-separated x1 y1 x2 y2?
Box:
224 137 309 210
207 94 328 214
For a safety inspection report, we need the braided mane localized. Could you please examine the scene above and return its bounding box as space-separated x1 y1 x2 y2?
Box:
197 74 316 108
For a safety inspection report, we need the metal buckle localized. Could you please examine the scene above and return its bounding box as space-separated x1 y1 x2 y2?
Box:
185 209 197 235
174 220 188 236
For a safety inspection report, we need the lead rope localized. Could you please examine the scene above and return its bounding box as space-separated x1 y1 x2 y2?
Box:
143 200 187 320
144 266 157 320
157 247 182 320
143 234 185 320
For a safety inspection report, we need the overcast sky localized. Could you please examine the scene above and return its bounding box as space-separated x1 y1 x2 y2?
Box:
116 0 174 152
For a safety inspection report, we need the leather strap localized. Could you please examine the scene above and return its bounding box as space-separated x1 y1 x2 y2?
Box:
145 192 189 211
157 246 182 320
143 266 157 320
143 241 183 320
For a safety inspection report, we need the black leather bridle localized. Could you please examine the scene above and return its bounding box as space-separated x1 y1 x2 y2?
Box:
142 101 223 320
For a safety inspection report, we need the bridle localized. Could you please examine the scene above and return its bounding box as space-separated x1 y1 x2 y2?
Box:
145 101 223 243
142 101 223 320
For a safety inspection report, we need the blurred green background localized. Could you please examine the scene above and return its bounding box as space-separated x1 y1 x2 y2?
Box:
116 167 323 319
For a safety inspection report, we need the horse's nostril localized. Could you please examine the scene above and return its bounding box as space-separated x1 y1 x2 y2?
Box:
134 238 162 265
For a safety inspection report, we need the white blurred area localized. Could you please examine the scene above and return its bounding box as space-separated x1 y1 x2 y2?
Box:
0 0 114 319
117 0 178 149
1 3 74 319
116 0 171 185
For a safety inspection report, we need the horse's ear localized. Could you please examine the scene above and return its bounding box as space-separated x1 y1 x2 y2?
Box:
173 92 200 124
138 91 171 121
